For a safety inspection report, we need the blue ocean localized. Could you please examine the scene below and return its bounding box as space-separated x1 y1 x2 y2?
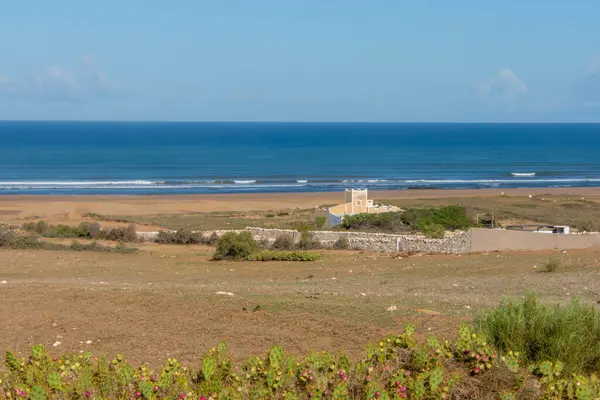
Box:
1 121 600 195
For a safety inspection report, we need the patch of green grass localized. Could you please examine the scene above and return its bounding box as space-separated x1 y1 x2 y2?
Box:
250 250 321 262
474 293 600 374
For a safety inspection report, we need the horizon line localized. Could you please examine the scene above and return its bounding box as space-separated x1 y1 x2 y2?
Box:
1 120 600 124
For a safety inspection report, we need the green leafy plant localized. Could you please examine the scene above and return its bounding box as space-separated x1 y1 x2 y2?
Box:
2 321 600 399
418 221 445 239
213 231 259 260
314 216 326 229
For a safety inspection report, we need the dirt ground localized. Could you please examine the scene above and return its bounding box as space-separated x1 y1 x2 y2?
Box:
1 241 599 365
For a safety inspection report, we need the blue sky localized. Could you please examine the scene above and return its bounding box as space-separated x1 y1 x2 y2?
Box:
0 1 599 122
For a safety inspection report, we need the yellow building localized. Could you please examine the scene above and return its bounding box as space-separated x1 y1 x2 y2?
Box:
327 189 400 226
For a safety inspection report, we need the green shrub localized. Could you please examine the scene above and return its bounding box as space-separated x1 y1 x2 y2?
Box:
474 293 600 373
1 229 45 249
104 224 138 242
276 211 289 216
314 216 326 229
23 221 103 239
333 235 350 250
545 256 560 273
297 230 322 250
1 228 137 253
76 221 103 239
272 234 295 250
43 224 86 238
250 250 321 261
22 220 50 234
419 221 445 238
341 211 405 231
156 229 205 244
402 205 472 232
69 240 138 254
265 213 275 218
213 231 259 260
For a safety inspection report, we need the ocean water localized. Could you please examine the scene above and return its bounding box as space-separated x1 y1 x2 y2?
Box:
1 121 600 195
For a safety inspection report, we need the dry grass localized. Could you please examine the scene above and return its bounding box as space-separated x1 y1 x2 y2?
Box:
104 208 326 231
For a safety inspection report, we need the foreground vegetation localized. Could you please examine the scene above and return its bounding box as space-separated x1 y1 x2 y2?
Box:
475 294 600 374
3 297 600 399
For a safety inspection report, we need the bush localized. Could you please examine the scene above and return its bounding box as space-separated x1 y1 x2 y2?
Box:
265 213 275 218
78 221 103 239
545 256 560 272
44 224 87 238
22 220 49 234
296 230 322 250
23 220 104 240
250 250 321 261
213 231 259 260
1 228 137 253
419 221 445 238
314 216 326 229
402 205 472 231
271 234 295 250
69 240 138 254
156 229 205 244
207 232 220 245
341 211 405 231
1 229 45 249
474 293 600 373
332 235 350 250
104 224 138 242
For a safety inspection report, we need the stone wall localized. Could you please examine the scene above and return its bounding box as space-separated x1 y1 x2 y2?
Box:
245 227 472 254
138 226 600 254
396 231 472 254
139 227 471 253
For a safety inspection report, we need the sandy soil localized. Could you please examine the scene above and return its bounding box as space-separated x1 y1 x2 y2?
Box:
1 188 599 226
0 242 598 365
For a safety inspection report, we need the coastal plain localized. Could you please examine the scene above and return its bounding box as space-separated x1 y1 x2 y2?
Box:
1 188 599 365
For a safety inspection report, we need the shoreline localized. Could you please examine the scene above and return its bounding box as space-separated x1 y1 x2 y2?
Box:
0 187 599 218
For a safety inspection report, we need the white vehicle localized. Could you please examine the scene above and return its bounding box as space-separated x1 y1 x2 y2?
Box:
534 226 570 234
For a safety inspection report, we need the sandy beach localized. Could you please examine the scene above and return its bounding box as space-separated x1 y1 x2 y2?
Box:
1 187 599 225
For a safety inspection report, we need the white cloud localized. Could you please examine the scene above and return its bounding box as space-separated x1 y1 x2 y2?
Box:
0 55 115 102
477 68 527 99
